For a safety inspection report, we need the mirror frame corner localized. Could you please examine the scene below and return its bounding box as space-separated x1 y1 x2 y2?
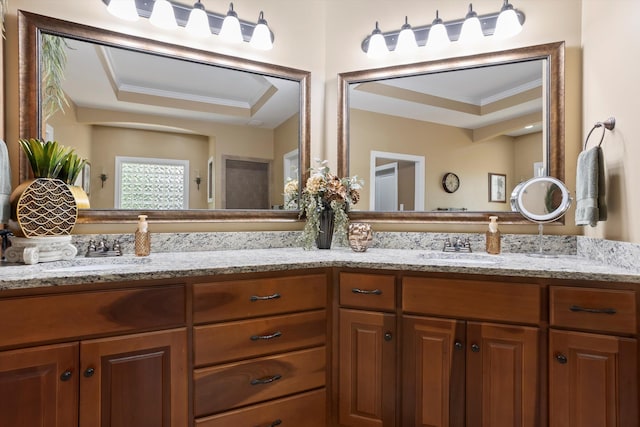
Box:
17 10 311 224
338 41 565 224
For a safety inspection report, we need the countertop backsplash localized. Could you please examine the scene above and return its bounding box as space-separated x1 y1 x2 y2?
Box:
71 231 578 257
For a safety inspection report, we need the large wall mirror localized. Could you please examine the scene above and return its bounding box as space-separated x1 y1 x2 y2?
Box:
339 42 564 224
18 11 310 223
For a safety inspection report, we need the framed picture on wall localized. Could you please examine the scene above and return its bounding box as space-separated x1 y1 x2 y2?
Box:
207 157 214 203
488 173 506 203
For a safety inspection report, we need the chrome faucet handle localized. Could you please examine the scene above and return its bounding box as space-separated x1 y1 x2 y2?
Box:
112 240 122 255
88 239 96 252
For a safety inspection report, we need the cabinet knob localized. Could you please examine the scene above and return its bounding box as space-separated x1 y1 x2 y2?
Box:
471 343 480 353
83 367 95 378
454 341 463 350
384 331 393 341
555 353 568 364
60 370 73 382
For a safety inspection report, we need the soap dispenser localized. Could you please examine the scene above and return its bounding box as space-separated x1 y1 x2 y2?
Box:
486 216 501 254
135 214 151 256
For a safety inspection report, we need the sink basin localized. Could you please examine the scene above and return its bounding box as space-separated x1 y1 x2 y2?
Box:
416 252 499 265
43 257 151 273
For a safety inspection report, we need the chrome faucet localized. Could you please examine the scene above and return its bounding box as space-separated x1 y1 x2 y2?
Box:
443 236 472 253
86 238 123 257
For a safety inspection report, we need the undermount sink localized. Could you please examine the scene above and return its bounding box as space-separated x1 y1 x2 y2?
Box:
416 251 499 265
43 256 152 273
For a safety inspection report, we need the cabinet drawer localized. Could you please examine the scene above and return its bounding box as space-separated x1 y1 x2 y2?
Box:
0 285 185 348
339 272 395 310
194 310 327 366
550 286 637 334
402 277 541 325
193 274 327 323
195 388 326 427
193 346 326 417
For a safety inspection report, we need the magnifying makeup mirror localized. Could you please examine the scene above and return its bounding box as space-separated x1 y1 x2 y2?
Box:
511 176 572 256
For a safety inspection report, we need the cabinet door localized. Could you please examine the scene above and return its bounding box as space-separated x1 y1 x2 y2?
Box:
0 342 79 427
549 329 638 427
79 328 188 427
339 308 396 427
402 315 465 427
466 322 540 427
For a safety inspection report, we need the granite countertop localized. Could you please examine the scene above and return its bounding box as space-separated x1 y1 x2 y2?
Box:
2 247 640 291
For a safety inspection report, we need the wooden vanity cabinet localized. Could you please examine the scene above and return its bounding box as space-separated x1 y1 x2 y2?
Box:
548 286 639 426
337 272 397 427
402 276 543 427
0 284 188 427
192 272 329 426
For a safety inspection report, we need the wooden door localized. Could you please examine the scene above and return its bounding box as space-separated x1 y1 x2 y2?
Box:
466 322 541 427
0 342 79 427
339 308 396 427
402 315 465 427
79 328 188 427
549 329 638 427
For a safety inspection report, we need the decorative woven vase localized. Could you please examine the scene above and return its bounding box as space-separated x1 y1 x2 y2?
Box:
10 178 78 237
316 207 335 249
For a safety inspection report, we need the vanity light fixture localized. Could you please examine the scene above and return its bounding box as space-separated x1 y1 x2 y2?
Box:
102 0 274 50
362 0 524 56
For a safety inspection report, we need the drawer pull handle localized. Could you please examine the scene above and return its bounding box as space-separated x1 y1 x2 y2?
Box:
569 305 617 315
251 374 282 385
268 420 282 427
250 331 283 341
351 288 382 295
60 370 73 382
555 353 568 364
250 293 281 302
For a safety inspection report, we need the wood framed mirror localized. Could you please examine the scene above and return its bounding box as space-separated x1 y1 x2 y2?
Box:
338 41 564 224
18 11 310 224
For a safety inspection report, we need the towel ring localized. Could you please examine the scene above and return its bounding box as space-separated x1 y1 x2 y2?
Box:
583 116 616 150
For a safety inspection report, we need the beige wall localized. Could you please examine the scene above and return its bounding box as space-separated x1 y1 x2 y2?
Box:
3 0 640 242
272 113 299 207
582 0 640 243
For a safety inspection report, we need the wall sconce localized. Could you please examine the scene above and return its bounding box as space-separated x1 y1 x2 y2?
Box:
194 176 202 190
363 1 525 57
99 173 108 188
103 0 274 50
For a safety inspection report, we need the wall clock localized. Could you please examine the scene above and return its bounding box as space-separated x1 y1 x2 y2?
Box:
442 172 460 193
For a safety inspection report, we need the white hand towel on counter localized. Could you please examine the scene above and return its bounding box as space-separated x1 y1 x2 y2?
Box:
575 146 607 227
0 139 12 224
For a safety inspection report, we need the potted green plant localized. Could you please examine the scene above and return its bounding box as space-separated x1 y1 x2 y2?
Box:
299 159 363 249
10 138 88 238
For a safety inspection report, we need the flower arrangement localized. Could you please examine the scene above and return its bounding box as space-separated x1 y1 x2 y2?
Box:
283 178 299 210
299 159 363 249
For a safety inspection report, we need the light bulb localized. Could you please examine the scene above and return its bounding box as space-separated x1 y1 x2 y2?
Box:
219 3 243 43
395 16 417 54
106 0 139 21
458 3 484 43
185 2 211 37
366 22 388 58
426 10 450 50
149 0 177 30
494 1 522 39
250 12 273 50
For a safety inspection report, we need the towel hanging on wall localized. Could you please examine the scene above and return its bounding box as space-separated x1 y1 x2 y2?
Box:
0 139 12 225
575 117 615 227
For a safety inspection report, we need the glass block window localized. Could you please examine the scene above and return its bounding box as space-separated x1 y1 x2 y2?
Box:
115 156 189 209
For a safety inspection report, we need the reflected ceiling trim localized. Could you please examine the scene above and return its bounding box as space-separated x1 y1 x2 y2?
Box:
472 111 542 142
